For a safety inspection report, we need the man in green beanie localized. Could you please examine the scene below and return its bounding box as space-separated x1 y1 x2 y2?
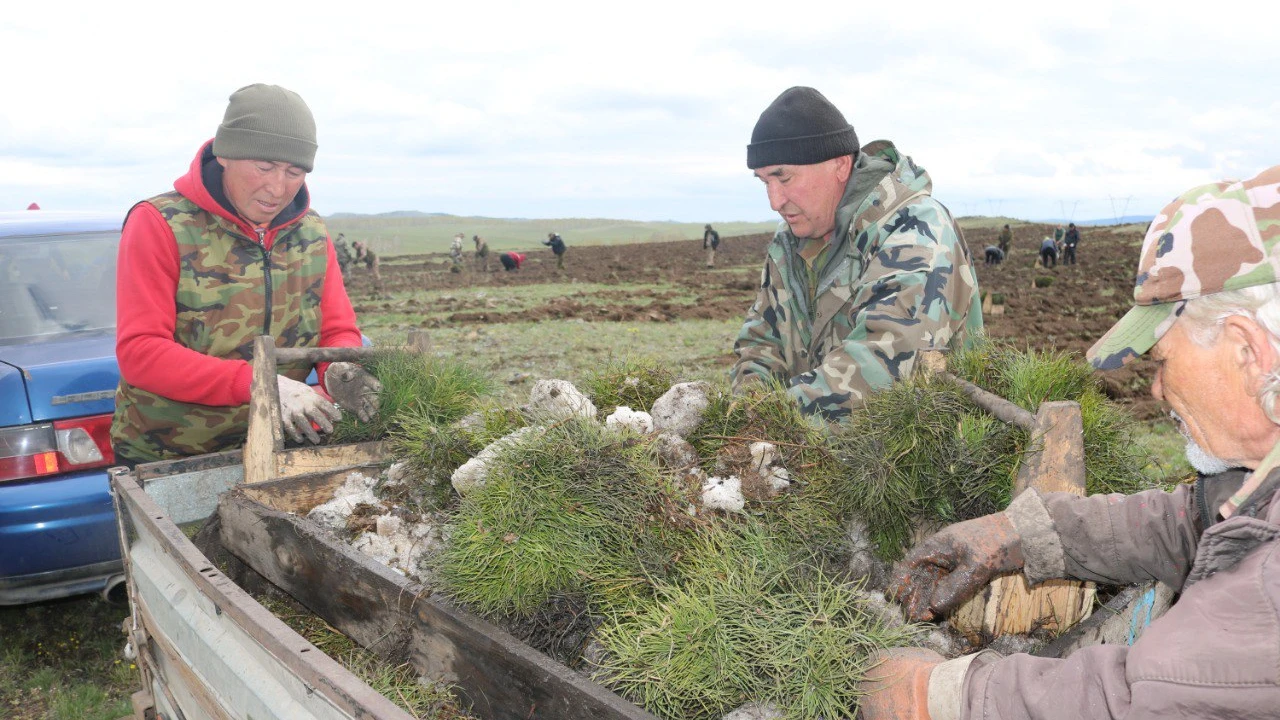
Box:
732 86 983 421
112 83 380 464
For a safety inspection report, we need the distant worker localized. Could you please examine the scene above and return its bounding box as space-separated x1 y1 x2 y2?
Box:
334 233 354 275
1053 223 1066 248
1039 235 1059 268
1062 222 1081 265
983 245 1005 266
499 251 526 272
704 224 721 267
732 86 982 421
352 239 385 297
473 235 490 272
112 83 380 464
997 223 1012 254
449 233 465 273
543 231 567 269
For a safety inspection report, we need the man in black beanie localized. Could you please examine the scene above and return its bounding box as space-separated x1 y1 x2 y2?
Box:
732 86 983 421
112 83 381 463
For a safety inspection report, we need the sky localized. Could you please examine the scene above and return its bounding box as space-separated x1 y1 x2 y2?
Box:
3 1 1278 225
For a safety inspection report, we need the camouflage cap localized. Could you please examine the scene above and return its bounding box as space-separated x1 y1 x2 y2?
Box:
1088 165 1280 370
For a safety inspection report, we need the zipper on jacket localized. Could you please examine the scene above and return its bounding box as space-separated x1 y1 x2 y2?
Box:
257 227 273 336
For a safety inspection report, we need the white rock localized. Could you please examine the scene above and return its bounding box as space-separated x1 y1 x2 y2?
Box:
451 426 540 496
723 702 784 720
701 475 745 514
605 406 653 434
748 441 791 494
352 516 445 578
764 467 791 494
654 432 699 469
650 382 711 437
528 379 597 421
749 442 778 469
308 471 380 531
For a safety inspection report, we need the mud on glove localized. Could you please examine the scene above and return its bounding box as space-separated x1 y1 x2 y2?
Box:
277 375 341 444
324 362 382 423
887 512 1024 623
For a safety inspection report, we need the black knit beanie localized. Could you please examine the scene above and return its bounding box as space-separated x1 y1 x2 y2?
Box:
213 84 318 172
746 87 858 169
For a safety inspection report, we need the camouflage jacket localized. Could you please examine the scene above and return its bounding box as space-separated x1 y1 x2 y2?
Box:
111 141 358 463
731 140 983 421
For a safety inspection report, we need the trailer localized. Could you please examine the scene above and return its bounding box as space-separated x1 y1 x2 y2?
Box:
113 341 1173 720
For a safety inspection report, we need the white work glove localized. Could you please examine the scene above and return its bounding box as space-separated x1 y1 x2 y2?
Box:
324 362 382 423
277 375 342 444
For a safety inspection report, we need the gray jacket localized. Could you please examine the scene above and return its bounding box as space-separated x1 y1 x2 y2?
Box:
929 470 1280 719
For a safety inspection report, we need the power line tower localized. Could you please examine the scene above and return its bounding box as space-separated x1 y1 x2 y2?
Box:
1109 195 1133 225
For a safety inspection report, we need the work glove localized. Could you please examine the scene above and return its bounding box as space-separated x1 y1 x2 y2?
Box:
324 362 382 423
857 647 945 720
887 512 1024 622
277 375 342 445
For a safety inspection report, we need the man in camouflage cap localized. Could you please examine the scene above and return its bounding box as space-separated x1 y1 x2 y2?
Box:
859 165 1280 719
112 83 380 464
732 86 982 421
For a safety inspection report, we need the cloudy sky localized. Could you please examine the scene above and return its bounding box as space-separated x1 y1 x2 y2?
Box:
3 1 1277 224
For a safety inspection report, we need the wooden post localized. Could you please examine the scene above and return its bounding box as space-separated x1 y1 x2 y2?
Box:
408 329 432 354
951 401 1095 642
243 336 283 485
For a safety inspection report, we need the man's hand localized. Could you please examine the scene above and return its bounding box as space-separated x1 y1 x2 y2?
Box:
857 647 944 720
277 375 341 444
887 512 1024 622
324 362 382 423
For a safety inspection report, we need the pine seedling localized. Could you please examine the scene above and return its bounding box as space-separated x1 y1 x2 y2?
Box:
582 357 677 414
593 521 919 720
330 350 492 442
437 418 689 618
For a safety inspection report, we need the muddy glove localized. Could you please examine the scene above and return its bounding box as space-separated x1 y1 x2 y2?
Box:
887 512 1024 622
324 362 382 423
857 647 944 720
277 375 342 445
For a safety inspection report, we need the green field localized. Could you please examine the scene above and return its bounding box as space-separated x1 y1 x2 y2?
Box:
324 213 779 256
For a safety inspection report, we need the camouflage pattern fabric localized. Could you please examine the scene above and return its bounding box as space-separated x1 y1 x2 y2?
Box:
1088 164 1280 370
111 192 329 461
731 140 983 421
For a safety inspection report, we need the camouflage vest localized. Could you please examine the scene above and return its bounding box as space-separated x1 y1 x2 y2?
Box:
111 193 329 462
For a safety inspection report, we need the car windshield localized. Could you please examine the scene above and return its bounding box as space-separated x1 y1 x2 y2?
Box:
0 231 119 344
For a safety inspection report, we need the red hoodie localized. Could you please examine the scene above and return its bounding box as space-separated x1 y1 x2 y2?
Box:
115 140 363 407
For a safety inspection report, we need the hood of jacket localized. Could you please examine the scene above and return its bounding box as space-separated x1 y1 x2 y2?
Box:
173 139 312 242
778 140 938 320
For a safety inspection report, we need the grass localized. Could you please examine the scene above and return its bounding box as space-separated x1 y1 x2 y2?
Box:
0 596 134 720
255 593 476 719
363 318 741 406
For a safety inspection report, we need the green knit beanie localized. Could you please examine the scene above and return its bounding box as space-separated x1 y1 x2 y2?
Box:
213 84 317 172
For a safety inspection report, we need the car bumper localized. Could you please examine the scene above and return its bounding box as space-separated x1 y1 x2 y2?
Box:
0 468 122 605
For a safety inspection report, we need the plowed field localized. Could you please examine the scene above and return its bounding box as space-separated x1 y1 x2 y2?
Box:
342 222 1159 418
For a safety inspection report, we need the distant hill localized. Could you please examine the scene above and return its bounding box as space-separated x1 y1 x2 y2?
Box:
322 212 778 256
1035 215 1155 227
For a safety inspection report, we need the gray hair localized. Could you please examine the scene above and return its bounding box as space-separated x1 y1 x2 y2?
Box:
1179 283 1280 424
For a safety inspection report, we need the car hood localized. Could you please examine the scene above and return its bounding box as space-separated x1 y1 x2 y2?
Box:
0 333 118 425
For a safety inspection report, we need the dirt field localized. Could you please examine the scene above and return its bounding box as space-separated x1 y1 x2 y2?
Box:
342 222 1160 419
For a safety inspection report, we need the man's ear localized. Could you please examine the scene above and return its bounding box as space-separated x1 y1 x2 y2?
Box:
1223 315 1277 390
833 154 854 183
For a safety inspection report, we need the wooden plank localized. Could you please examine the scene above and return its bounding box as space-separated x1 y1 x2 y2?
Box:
113 469 413 720
275 442 388 480
217 486 661 720
245 336 284 485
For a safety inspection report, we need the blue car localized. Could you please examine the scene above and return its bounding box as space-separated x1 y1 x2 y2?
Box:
0 211 123 604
